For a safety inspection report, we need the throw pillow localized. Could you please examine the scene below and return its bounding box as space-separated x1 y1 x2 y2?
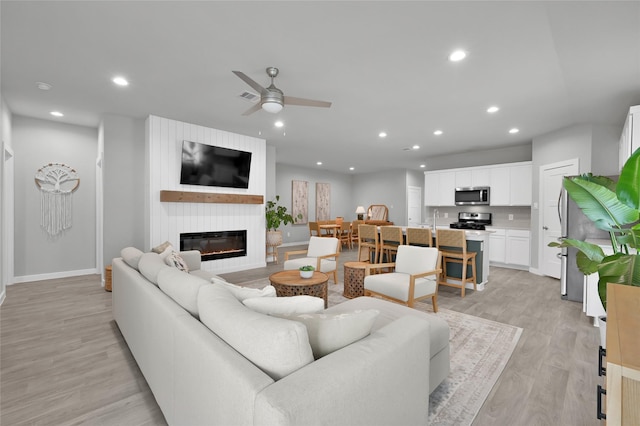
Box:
121 246 144 270
212 279 276 301
164 250 189 272
280 309 380 359
242 295 324 315
152 241 173 254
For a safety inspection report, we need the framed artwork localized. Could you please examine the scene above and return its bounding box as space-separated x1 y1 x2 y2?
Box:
292 180 308 224
316 182 331 221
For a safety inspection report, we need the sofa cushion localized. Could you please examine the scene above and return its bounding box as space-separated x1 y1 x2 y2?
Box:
198 284 314 380
280 309 379 359
213 279 276 301
242 296 324 315
121 246 144 270
164 250 189 272
190 269 226 282
157 267 209 317
138 252 171 286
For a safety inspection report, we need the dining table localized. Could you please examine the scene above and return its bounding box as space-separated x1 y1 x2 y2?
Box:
319 223 340 237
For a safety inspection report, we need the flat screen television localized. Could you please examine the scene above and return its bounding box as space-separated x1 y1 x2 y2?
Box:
180 141 252 189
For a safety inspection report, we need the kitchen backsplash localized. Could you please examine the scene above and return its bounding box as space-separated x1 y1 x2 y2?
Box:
425 206 531 229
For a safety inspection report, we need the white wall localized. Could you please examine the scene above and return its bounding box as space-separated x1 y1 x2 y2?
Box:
12 116 98 281
147 115 267 274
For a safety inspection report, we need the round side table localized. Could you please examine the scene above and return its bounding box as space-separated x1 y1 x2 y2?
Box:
269 270 329 308
343 261 368 299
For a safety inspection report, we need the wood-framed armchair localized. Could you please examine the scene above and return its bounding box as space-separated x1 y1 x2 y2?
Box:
363 245 441 311
283 237 341 284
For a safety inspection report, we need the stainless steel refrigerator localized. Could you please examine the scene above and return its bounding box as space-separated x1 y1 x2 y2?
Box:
559 180 612 301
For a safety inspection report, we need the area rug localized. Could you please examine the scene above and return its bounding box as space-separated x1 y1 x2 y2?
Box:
239 278 522 426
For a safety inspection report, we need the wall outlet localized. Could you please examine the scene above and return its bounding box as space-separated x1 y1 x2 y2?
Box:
444 212 448 218
287 232 290 237
508 214 514 221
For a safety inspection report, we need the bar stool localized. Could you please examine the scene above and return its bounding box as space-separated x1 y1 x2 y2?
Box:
357 224 380 263
436 229 476 297
406 227 433 247
379 226 404 263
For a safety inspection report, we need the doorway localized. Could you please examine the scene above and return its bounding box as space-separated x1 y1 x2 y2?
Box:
407 186 422 227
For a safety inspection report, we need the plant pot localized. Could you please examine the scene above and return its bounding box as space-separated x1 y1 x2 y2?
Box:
300 270 314 279
266 230 283 247
598 316 607 349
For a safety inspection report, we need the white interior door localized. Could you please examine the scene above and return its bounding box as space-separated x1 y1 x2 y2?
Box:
541 159 579 278
407 186 422 227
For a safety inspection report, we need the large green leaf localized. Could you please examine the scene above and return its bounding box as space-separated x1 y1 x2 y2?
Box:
564 177 638 229
617 147 640 210
577 173 617 191
597 253 640 309
548 238 604 274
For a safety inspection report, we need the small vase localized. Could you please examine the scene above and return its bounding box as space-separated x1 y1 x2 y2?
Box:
300 270 314 279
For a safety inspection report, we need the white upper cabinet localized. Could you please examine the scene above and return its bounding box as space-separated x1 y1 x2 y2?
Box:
425 161 532 207
619 105 640 171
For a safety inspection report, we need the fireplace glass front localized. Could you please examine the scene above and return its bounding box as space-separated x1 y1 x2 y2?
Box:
180 230 247 261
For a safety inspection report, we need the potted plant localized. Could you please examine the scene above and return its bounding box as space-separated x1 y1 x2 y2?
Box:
299 265 315 279
265 195 301 248
549 147 640 343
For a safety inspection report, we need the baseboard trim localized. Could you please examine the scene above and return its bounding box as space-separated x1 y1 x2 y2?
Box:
528 267 543 276
11 268 99 284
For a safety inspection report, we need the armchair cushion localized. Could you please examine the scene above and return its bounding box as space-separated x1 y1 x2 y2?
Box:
307 236 339 259
395 245 439 275
364 273 436 303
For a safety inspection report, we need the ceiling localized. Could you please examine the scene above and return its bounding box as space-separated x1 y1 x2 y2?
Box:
2 1 640 174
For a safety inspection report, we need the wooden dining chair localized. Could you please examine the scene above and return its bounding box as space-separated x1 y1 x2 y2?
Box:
379 226 404 263
350 220 364 247
338 221 352 249
308 221 321 237
436 229 477 297
406 227 433 247
358 224 380 263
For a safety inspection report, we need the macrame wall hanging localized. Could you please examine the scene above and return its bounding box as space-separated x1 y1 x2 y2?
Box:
34 163 80 237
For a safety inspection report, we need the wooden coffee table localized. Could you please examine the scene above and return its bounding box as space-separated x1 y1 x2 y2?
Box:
269 270 329 308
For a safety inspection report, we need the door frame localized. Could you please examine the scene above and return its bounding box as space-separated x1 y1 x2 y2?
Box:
407 185 422 227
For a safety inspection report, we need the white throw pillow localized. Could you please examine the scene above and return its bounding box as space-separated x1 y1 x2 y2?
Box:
212 279 276 301
242 296 324 315
164 250 189 272
121 246 144 270
281 309 380 359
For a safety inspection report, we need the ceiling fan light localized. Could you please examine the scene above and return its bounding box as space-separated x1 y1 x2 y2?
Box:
262 101 283 113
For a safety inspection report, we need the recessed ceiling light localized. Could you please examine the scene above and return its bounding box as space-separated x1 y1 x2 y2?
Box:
36 82 52 90
112 76 129 86
378 132 387 138
509 128 519 134
420 164 426 168
434 130 443 136
449 50 467 62
50 111 64 117
412 145 420 150
316 161 323 166
349 167 355 171
487 106 500 113
274 121 284 128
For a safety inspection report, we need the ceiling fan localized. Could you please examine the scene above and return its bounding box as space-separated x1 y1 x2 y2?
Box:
232 67 332 115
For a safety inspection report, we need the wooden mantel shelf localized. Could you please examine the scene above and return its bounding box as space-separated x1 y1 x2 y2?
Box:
160 190 263 205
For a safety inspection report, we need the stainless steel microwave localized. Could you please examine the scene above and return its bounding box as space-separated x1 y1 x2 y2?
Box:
455 187 490 205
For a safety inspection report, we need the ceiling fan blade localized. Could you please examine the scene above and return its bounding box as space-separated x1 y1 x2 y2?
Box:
284 96 332 108
241 102 262 116
232 71 267 96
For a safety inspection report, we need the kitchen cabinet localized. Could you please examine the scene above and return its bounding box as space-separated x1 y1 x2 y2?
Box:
489 228 530 268
489 228 506 263
455 170 471 188
471 168 490 187
509 164 532 205
505 229 530 266
489 168 510 205
619 105 640 171
424 170 455 206
600 284 640 424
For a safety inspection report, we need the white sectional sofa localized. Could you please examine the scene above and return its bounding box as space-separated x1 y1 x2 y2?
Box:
112 248 450 425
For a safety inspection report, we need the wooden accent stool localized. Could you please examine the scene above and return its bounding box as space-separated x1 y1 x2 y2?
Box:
105 265 112 292
343 261 368 298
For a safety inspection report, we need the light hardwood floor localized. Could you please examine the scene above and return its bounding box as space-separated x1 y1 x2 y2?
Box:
1 245 602 425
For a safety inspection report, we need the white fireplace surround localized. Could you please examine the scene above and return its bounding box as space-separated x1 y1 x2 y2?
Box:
146 115 267 274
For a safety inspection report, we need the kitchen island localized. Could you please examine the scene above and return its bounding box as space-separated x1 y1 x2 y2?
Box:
436 227 492 291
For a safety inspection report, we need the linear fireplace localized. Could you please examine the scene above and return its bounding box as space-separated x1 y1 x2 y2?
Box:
180 230 247 261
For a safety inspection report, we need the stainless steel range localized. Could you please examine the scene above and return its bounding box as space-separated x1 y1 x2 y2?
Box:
449 212 492 230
